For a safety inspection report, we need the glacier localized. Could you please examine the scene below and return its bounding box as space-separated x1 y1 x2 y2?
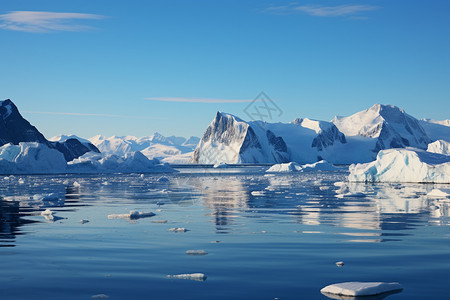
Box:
349 148 450 183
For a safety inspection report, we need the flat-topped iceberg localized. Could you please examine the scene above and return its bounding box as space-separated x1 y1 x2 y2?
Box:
349 148 450 183
321 281 402 297
68 151 176 173
266 160 338 173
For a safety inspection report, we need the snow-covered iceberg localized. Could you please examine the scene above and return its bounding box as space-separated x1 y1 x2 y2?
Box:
321 281 402 297
427 140 450 155
349 148 450 183
0 142 67 174
266 160 338 173
68 151 176 173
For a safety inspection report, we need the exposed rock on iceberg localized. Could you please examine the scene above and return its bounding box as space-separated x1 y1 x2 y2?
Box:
349 148 450 183
321 281 402 297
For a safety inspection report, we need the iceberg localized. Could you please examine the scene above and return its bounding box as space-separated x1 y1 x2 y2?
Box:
427 140 450 155
349 148 450 183
266 160 338 173
108 211 155 220
68 151 176 173
0 142 67 174
321 282 402 297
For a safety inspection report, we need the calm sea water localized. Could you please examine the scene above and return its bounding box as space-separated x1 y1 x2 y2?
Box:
0 167 449 300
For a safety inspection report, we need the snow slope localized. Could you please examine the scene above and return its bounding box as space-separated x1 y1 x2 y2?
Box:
349 148 450 183
419 119 450 142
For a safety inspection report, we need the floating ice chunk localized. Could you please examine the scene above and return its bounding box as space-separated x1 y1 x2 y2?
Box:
186 250 208 255
41 209 54 216
335 261 344 267
321 282 402 297
73 181 81 187
168 227 189 232
108 211 155 220
334 181 346 187
140 174 145 178
428 189 449 198
319 186 330 191
335 192 366 198
80 219 89 224
151 220 168 223
40 209 65 222
213 162 229 168
301 160 339 172
91 294 109 299
167 273 207 281
349 148 450 183
266 162 302 173
251 191 266 196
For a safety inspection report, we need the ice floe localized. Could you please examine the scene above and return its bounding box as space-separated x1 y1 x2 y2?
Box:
321 281 402 297
107 211 155 220
186 250 208 255
266 161 338 173
168 227 189 232
167 273 207 281
349 148 450 183
427 189 449 198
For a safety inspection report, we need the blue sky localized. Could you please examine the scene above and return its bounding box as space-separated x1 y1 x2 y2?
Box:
1 0 449 139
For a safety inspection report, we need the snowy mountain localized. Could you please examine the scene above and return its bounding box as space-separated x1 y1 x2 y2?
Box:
332 104 431 152
193 104 445 164
88 133 199 162
0 99 98 162
192 112 347 164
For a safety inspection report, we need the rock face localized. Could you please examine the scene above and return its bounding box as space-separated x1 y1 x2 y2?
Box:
0 99 98 161
332 104 431 152
192 112 346 164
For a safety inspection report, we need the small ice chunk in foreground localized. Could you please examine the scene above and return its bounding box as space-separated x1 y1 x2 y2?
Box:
186 250 208 255
168 227 189 232
167 273 207 281
73 181 81 187
108 211 155 220
335 261 344 267
321 282 402 297
91 294 109 299
251 191 265 196
151 220 168 223
80 219 89 224
40 209 64 222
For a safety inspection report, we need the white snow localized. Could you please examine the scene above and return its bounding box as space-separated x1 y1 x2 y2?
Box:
49 134 91 144
300 160 339 171
349 148 450 183
108 211 155 220
427 140 450 155
321 281 402 297
266 162 302 173
0 142 67 174
167 273 207 281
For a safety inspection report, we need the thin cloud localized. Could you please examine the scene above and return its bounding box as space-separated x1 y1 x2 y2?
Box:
22 111 165 120
145 97 255 104
266 4 380 17
0 11 106 32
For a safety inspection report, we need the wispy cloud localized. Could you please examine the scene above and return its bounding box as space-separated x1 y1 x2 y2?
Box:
145 97 255 104
22 111 164 120
266 4 380 17
0 11 106 32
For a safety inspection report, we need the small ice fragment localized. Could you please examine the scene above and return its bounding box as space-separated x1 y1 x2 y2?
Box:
319 186 329 190
167 273 207 281
102 181 109 186
108 211 155 220
335 192 366 198
251 191 265 196
168 227 188 232
334 181 346 187
40 209 64 222
320 282 402 297
18 178 25 184
41 209 54 216
186 250 208 255
336 261 344 267
261 230 267 234
140 174 145 178
151 220 168 223
63 179 70 185
428 189 449 198
211 241 221 243
73 181 81 187
80 219 89 224
91 294 109 299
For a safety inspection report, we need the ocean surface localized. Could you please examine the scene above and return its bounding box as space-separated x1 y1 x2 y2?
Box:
0 167 449 299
